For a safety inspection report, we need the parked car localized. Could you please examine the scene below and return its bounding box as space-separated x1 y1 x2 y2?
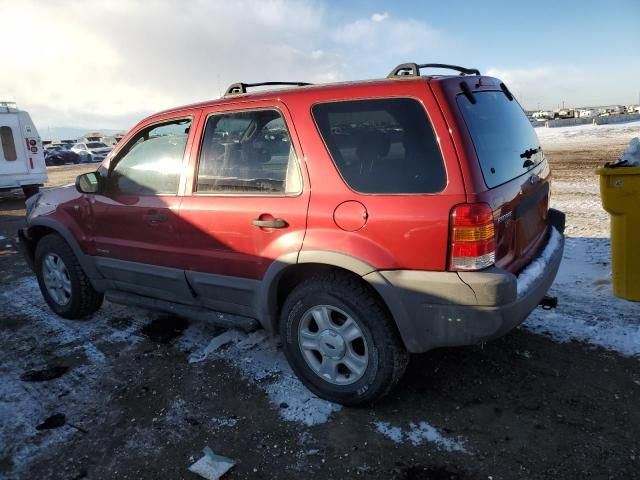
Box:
0 101 47 198
70 142 112 162
44 144 81 166
18 63 565 405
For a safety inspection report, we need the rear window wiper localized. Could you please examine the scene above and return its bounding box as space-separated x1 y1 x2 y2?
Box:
520 146 540 168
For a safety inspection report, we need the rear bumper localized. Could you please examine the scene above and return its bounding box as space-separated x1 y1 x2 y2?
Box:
365 209 565 353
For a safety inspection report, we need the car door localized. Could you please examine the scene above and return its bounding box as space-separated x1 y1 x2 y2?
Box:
88 112 200 303
178 101 309 317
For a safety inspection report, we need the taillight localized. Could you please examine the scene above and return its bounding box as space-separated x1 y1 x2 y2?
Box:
449 203 495 271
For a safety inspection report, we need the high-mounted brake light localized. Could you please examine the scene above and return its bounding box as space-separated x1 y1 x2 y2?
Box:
449 203 495 271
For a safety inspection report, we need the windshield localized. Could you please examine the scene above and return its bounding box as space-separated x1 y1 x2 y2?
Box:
457 91 543 188
87 142 108 148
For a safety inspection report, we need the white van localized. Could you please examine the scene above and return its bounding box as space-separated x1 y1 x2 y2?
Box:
1 101 47 198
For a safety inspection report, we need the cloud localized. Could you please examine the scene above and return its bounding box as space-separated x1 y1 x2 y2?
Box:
334 13 443 59
484 65 614 110
371 12 389 22
0 1 446 132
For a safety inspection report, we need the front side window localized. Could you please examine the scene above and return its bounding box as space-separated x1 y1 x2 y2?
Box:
1 126 17 161
312 98 446 194
109 118 191 195
196 109 301 194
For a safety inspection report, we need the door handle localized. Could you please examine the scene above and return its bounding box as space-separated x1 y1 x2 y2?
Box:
252 218 288 229
144 211 168 223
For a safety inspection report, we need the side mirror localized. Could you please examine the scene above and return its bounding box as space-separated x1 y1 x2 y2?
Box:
75 172 100 194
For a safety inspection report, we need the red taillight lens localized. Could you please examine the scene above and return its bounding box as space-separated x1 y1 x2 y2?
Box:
449 203 496 271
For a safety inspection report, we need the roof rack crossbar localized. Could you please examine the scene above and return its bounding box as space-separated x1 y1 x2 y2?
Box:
224 81 313 97
387 63 480 78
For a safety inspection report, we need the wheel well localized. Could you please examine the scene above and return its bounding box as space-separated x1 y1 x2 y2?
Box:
29 225 57 242
22 225 57 261
271 263 392 331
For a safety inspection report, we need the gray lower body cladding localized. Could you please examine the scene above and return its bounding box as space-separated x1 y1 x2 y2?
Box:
365 211 566 353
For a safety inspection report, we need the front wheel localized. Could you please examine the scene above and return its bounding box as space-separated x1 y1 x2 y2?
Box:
280 271 409 405
35 234 104 319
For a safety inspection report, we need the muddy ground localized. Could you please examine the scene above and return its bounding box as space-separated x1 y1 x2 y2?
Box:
0 149 638 480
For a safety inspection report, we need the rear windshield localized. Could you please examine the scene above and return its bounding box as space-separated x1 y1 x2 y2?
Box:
457 91 543 188
312 98 446 194
87 142 108 148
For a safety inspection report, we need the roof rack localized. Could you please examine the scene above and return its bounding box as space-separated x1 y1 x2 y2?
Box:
387 63 480 78
223 81 313 97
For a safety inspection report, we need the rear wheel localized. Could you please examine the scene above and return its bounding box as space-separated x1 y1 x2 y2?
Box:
280 271 409 405
35 234 104 319
22 185 39 198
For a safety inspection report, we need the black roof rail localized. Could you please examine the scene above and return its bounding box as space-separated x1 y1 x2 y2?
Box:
387 63 480 78
224 81 313 97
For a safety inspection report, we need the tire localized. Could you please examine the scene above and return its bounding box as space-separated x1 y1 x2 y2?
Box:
22 185 39 198
34 234 104 319
280 271 409 405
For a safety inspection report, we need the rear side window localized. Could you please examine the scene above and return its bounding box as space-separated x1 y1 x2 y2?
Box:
312 98 446 194
0 126 17 161
457 91 543 188
196 109 301 195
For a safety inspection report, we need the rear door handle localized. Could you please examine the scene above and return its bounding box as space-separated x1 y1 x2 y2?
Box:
252 218 288 229
144 211 168 224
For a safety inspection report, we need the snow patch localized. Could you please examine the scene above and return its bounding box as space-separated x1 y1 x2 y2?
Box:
526 309 640 356
374 421 466 452
525 238 640 357
517 227 562 297
537 120 640 147
0 277 149 474
180 328 341 426
618 137 640 166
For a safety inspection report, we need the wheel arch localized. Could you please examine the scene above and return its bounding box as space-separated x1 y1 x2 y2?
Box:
258 251 407 340
25 218 101 280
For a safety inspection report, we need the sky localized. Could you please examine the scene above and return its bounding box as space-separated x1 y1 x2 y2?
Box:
1 0 639 134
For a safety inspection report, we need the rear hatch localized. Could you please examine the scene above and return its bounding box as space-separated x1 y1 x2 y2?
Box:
439 78 550 273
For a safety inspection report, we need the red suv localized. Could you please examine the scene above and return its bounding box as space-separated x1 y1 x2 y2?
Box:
19 63 565 405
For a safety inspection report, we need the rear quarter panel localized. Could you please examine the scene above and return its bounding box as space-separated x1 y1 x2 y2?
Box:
283 80 467 271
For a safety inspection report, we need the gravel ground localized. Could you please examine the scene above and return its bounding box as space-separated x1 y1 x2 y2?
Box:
0 140 639 480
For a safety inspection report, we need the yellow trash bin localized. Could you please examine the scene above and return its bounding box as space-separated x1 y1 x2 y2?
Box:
597 166 640 301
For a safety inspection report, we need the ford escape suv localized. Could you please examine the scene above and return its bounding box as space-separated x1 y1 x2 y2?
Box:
19 63 565 405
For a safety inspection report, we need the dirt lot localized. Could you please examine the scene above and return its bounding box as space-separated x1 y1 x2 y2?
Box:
1 143 639 480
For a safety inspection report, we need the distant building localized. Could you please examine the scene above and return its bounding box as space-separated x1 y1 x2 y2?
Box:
579 109 594 118
556 108 576 119
532 110 553 120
